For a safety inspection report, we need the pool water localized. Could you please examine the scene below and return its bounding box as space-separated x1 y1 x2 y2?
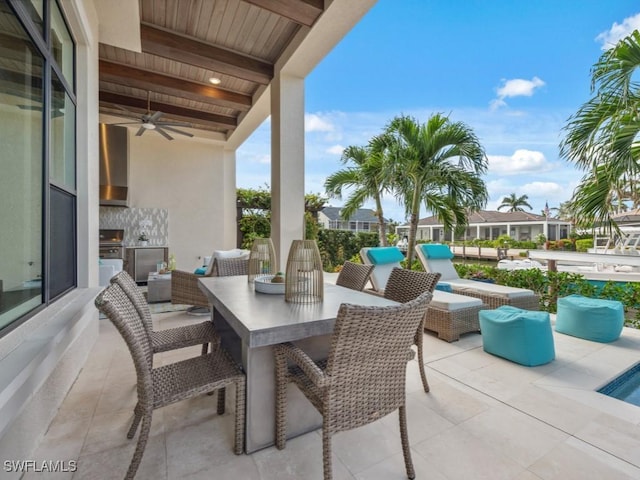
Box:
598 363 640 407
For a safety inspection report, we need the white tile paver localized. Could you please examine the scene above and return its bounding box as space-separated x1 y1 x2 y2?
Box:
23 310 640 479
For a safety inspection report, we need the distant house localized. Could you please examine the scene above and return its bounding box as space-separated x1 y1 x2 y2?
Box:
396 210 572 242
318 206 385 233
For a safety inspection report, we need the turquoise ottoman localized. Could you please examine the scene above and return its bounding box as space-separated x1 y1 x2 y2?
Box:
479 306 555 366
556 295 624 343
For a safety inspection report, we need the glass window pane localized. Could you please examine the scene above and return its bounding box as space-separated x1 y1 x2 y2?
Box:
50 0 73 87
0 0 44 330
50 71 75 189
16 0 43 34
50 187 76 298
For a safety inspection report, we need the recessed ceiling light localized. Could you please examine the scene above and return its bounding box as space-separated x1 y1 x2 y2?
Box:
209 77 221 85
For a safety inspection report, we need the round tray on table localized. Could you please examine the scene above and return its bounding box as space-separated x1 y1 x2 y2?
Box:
254 275 285 294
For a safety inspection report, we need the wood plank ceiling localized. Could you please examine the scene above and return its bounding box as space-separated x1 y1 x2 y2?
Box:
99 0 325 138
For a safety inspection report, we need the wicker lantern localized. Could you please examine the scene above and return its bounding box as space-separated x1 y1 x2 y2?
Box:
248 238 277 282
285 240 324 303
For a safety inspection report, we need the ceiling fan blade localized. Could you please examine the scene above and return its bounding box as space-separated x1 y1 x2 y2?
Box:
155 127 174 141
160 125 194 137
155 120 193 127
111 122 143 125
135 126 146 137
111 103 135 114
148 111 163 123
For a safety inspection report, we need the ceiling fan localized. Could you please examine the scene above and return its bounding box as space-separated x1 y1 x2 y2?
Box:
111 91 194 141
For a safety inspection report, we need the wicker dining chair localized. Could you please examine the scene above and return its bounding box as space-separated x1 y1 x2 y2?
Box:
335 261 374 291
111 271 218 354
95 282 246 480
384 268 441 393
274 291 432 480
171 256 249 309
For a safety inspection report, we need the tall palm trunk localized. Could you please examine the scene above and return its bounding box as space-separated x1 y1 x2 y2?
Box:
405 181 422 268
374 195 387 246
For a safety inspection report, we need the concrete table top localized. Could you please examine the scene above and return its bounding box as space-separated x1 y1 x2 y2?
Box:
198 275 397 347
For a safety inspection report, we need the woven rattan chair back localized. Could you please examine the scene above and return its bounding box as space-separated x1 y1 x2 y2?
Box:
214 257 249 276
325 291 432 433
382 268 440 394
335 261 374 291
111 270 154 336
96 282 154 391
383 268 441 302
274 291 432 480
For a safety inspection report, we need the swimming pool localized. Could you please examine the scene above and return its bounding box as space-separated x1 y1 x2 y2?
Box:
598 363 640 407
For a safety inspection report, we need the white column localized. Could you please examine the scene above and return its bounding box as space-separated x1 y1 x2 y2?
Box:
271 73 305 270
476 225 480 240
222 148 237 249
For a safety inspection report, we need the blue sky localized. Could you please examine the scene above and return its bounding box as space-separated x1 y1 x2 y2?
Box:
236 0 640 224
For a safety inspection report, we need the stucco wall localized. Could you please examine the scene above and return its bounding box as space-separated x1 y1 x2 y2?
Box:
127 133 235 270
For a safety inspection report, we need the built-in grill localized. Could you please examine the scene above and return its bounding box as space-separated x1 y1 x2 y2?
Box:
99 229 125 259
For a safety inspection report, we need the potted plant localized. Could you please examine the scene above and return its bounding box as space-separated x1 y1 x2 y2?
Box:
138 232 149 246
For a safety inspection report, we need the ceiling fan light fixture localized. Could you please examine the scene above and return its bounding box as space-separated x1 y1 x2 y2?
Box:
208 76 221 85
142 122 156 130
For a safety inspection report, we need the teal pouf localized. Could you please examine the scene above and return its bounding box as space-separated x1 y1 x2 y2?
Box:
479 306 555 366
556 295 624 343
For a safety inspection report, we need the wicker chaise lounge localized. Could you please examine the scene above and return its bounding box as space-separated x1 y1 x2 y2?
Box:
415 243 540 310
360 247 485 342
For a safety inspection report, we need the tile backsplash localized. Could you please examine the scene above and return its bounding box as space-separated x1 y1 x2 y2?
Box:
99 207 169 246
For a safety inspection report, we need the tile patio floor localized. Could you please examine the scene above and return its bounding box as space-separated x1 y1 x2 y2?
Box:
28 303 640 479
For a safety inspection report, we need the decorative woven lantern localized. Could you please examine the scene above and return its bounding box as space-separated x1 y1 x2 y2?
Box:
248 238 277 282
285 240 324 303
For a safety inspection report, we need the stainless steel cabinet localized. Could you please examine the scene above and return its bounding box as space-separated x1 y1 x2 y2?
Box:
125 248 168 283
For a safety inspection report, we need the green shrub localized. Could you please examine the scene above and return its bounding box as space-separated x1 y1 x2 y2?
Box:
317 230 378 271
575 238 593 252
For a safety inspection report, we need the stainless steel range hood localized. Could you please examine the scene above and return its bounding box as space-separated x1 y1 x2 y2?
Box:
99 123 129 207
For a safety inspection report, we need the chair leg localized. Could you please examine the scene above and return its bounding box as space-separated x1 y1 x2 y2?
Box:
322 418 333 480
217 387 226 415
125 408 153 480
415 324 430 393
234 377 246 455
127 402 143 439
274 349 287 450
398 405 415 480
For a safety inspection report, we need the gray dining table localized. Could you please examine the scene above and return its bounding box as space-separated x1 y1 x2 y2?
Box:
198 275 397 453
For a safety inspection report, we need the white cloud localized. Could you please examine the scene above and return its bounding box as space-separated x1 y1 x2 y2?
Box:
305 113 334 132
487 149 549 175
490 77 545 110
596 13 640 50
326 144 345 155
521 181 565 198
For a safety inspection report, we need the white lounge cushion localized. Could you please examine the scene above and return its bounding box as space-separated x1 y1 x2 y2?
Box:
447 279 534 299
204 248 250 275
430 290 483 311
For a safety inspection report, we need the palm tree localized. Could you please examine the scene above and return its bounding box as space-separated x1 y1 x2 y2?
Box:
560 30 640 231
497 193 533 212
384 114 488 266
324 137 391 246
